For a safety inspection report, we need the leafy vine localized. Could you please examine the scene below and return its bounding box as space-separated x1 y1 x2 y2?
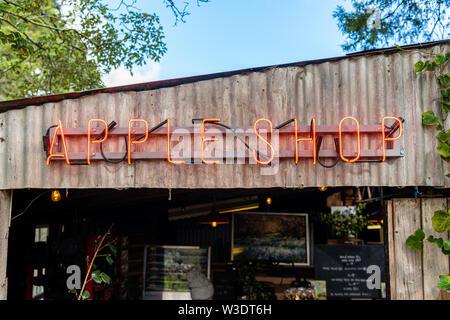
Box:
406 51 450 292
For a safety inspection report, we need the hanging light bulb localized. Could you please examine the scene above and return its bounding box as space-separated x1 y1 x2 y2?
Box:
51 190 61 202
266 197 272 205
318 186 328 192
211 221 217 228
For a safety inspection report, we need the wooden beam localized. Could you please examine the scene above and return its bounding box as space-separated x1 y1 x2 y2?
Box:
0 190 12 300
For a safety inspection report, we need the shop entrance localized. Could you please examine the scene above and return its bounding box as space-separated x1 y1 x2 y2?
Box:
7 187 417 300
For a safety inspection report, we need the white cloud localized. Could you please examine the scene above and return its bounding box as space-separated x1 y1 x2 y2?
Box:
102 62 161 87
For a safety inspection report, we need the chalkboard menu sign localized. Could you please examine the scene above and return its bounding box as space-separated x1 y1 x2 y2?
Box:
314 244 385 299
143 245 210 298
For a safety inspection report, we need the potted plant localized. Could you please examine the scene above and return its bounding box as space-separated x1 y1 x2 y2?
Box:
320 203 370 244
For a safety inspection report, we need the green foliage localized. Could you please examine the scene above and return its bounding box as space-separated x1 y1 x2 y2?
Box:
427 235 450 255
407 209 450 291
320 204 370 238
406 228 425 252
432 210 450 233
0 0 209 100
422 111 439 125
81 290 90 300
334 0 448 52
417 53 450 161
437 275 450 291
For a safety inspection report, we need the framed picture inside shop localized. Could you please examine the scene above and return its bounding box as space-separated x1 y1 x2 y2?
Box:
231 212 310 265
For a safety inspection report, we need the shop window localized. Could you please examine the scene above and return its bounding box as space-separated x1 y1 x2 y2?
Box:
32 268 45 300
34 225 49 243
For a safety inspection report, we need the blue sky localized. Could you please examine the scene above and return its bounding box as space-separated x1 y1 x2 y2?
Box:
103 0 352 86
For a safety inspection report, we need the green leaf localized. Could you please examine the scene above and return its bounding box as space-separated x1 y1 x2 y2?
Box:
437 142 450 159
414 60 425 72
442 89 450 101
422 111 439 125
68 288 77 295
437 124 443 130
442 103 450 113
427 235 444 248
446 173 450 178
91 269 102 284
434 54 445 65
100 272 111 285
444 239 450 252
437 275 450 291
81 290 90 300
437 131 449 142
406 228 425 252
439 75 450 88
105 255 114 265
432 210 450 233
426 61 437 71
108 244 117 256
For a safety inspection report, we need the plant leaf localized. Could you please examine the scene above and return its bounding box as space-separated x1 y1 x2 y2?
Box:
107 244 117 256
432 210 450 233
100 272 111 284
406 229 425 252
105 255 114 265
414 60 425 72
437 275 450 291
437 142 450 159
438 131 449 142
82 290 90 300
91 269 102 284
427 235 444 248
422 111 439 125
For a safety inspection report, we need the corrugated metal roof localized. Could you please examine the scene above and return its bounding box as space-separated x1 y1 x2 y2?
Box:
0 41 448 189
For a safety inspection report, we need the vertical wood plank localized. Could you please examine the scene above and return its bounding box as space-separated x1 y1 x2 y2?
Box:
0 190 12 300
421 198 449 300
387 200 397 300
392 198 423 300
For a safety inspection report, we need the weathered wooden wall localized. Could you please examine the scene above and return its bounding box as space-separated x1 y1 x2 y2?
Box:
388 198 450 300
0 43 448 189
0 190 12 300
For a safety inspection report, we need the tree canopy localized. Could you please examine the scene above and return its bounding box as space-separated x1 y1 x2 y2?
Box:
0 0 208 100
334 0 449 52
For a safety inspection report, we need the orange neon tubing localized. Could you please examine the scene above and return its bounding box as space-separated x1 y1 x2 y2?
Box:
252 118 275 165
202 118 221 164
294 118 316 165
339 116 361 163
381 116 402 162
128 119 148 164
46 120 71 165
167 118 185 164
87 119 108 165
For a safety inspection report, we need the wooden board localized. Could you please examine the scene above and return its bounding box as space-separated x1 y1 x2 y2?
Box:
0 190 12 300
421 198 449 300
388 198 450 300
391 198 423 300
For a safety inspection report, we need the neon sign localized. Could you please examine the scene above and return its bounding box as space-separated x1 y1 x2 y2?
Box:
43 116 404 166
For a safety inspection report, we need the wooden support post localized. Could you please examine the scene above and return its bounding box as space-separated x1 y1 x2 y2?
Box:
0 190 12 300
388 198 424 300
